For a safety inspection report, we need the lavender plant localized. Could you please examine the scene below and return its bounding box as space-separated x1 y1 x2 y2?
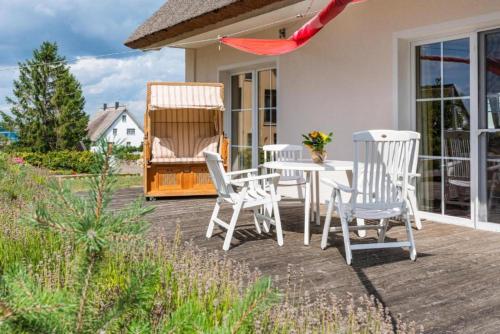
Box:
0 148 422 333
0 140 153 333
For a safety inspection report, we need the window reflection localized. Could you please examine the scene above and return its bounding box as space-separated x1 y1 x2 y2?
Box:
416 100 441 157
416 43 441 99
443 38 470 97
484 32 500 129
415 39 471 219
417 158 441 214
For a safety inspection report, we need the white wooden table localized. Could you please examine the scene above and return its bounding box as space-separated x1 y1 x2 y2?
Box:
262 160 353 245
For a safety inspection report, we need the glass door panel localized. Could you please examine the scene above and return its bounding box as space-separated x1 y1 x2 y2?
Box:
443 99 471 217
230 68 278 170
415 38 471 219
478 29 500 223
258 69 278 164
231 73 253 170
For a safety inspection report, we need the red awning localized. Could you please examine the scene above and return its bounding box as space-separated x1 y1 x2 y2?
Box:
220 0 365 56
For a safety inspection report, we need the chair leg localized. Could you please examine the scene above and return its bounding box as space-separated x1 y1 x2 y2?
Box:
262 203 272 233
404 210 417 261
270 185 283 246
321 192 336 250
207 199 221 239
408 190 422 230
377 218 388 243
340 216 352 265
297 183 304 199
356 219 367 237
253 208 262 234
223 202 243 251
304 172 312 246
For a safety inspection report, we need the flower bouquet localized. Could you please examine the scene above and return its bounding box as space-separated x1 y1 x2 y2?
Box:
302 131 333 163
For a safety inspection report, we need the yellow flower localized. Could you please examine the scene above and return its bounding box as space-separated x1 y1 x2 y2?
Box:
320 132 329 141
310 131 320 139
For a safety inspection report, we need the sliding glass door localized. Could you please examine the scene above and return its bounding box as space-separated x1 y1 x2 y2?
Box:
230 68 277 170
478 29 500 225
415 38 471 219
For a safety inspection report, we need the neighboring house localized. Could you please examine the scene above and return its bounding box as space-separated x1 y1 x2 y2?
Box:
126 0 500 231
0 127 18 143
88 102 144 149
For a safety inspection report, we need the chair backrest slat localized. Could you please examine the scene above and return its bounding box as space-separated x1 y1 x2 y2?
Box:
204 151 234 199
263 144 303 177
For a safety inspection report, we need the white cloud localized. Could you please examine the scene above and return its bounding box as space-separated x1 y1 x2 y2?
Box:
0 0 185 126
70 48 185 125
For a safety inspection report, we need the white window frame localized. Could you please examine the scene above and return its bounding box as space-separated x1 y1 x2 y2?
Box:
219 59 279 169
394 12 500 231
410 33 475 229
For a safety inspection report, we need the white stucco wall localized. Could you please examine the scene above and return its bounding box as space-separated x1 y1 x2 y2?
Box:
101 112 144 148
186 0 500 201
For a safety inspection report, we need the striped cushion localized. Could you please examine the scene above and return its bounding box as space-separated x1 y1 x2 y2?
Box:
152 137 176 160
150 157 206 164
193 135 219 157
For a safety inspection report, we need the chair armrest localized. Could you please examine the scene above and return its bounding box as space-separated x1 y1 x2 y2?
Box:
230 173 281 186
409 172 421 178
321 178 355 193
226 168 258 177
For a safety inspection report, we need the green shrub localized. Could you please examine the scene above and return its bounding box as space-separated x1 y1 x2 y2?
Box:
112 145 141 161
11 150 99 173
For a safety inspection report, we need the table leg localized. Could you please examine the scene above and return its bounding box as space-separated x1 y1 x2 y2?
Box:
315 171 321 226
304 171 311 246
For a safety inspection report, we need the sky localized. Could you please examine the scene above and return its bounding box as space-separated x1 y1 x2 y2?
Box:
0 0 185 126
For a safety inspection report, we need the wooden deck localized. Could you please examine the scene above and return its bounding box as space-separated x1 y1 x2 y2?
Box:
112 187 500 333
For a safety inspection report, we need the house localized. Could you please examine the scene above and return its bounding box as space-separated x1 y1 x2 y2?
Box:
87 102 144 149
125 0 500 231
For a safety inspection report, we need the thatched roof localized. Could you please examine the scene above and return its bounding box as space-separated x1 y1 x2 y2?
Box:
125 0 303 49
87 105 143 142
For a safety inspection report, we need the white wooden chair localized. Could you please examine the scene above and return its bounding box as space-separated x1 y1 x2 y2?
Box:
321 130 417 265
204 151 284 251
406 131 422 230
357 131 422 232
263 144 306 199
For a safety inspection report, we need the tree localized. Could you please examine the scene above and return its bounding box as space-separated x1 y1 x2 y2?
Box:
0 41 88 152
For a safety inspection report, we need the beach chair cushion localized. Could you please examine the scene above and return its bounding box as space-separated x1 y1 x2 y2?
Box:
193 135 219 157
152 137 176 160
150 157 206 164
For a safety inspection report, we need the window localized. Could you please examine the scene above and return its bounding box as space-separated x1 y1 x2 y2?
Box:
122 115 127 122
127 128 135 135
126 142 131 146
263 89 277 125
112 128 117 136
230 68 278 170
415 38 471 219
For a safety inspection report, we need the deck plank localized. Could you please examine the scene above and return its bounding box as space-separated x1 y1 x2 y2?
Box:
111 188 500 333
